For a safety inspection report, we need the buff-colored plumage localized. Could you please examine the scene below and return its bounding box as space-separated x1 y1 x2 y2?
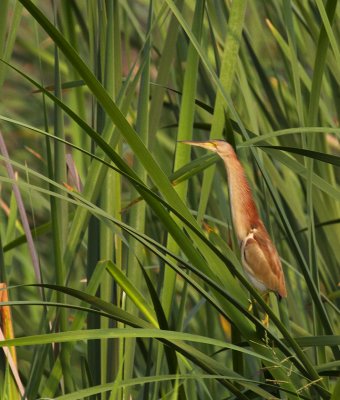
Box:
182 140 287 298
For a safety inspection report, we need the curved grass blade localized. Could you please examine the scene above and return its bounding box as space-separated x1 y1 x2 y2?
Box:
258 145 340 167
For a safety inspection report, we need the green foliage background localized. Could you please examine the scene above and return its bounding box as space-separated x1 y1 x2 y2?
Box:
0 0 339 399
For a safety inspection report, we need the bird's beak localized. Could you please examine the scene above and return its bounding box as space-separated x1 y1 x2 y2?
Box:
179 140 217 151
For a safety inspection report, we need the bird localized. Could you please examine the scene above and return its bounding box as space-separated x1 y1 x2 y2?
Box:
181 140 287 300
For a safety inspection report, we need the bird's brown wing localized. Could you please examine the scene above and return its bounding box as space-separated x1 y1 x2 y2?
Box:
243 226 287 298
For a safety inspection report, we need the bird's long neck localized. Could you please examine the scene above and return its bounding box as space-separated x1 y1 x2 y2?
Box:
222 153 260 242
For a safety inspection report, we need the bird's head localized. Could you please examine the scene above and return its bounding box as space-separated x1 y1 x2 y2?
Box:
179 140 235 158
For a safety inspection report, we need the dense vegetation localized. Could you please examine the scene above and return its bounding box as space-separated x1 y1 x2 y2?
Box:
0 1 339 399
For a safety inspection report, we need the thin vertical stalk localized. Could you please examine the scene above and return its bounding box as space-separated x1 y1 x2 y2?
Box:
111 0 124 394
124 2 152 398
100 0 123 395
100 0 114 391
87 1 103 391
49 1 71 391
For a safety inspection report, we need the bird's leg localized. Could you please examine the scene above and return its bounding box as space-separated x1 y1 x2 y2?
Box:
262 312 269 327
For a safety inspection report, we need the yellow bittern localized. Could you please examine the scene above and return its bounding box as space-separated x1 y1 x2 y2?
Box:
181 140 287 299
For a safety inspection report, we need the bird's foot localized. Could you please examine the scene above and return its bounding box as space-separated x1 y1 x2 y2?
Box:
247 299 253 312
262 313 269 327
